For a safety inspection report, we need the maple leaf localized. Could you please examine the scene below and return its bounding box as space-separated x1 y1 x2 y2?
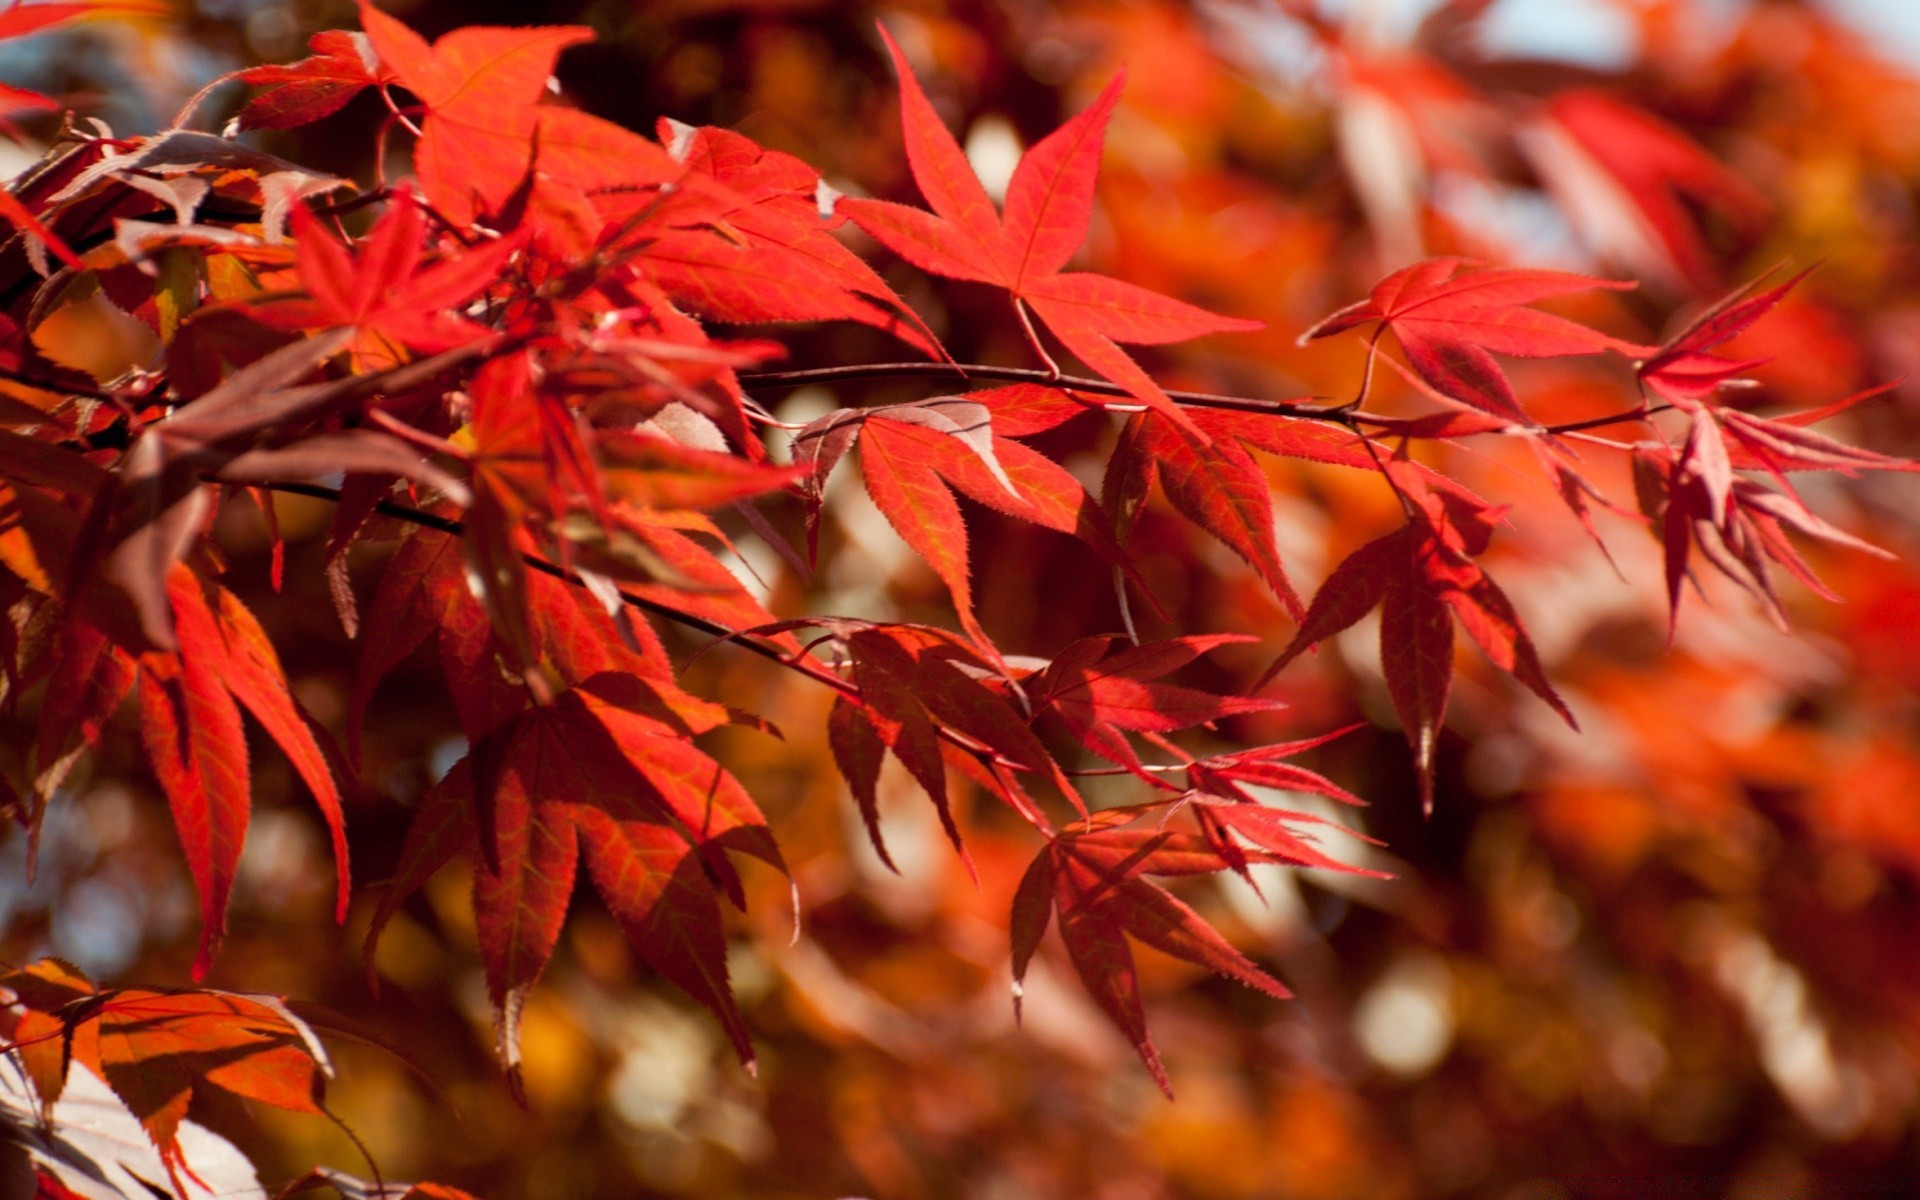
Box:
354 3 590 217
781 618 1082 864
1634 427 1899 631
235 28 384 130
792 397 1020 651
1632 269 1916 485
1111 410 1307 616
1636 268 1812 406
63 989 331 1190
1010 809 1296 1096
1 1053 267 1200
838 25 1259 437
857 414 1000 644
1264 479 1573 813
123 568 351 977
354 1 697 248
965 382 1094 436
1620 273 1917 628
1028 635 1281 781
367 682 783 1086
1301 257 1645 424
792 394 1154 646
249 189 522 365
1176 726 1390 891
643 122 944 358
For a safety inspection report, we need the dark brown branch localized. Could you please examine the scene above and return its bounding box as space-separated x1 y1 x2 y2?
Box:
251 479 860 701
737 361 1366 424
740 361 1678 443
1542 404 1671 436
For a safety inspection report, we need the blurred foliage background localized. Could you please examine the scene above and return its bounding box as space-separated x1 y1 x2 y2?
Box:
9 0 1920 1196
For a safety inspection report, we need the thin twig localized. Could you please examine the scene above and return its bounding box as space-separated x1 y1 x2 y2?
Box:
1542 404 1671 436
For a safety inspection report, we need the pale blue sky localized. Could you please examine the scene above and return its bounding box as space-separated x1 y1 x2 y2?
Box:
1314 0 1920 70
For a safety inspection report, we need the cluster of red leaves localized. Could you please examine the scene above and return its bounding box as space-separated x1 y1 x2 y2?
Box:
1 958 333 1198
0 0 1909 1195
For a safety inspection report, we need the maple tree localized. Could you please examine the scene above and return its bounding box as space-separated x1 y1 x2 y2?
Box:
3 0 1920 1197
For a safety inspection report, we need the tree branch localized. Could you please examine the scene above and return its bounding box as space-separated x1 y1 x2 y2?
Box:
737 361 1368 424
1542 404 1671 436
740 361 1675 443
251 479 861 700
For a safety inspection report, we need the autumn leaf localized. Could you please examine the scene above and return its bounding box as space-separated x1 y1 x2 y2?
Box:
1124 411 1306 616
354 1 694 246
355 2 593 220
1634 430 1898 631
65 987 332 1187
1264 479 1573 811
368 684 781 1085
248 189 523 364
1637 268 1813 406
1028 635 1281 780
1302 257 1644 425
0 963 333 1199
122 568 352 977
1011 809 1297 1095
644 122 943 358
235 29 385 130
839 25 1259 437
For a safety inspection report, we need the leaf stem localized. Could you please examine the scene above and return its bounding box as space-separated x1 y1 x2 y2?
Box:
1012 298 1063 378
1345 327 1385 413
378 86 426 140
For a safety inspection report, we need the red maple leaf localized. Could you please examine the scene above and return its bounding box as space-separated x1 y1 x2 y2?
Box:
1634 426 1900 631
1264 478 1574 812
250 189 521 363
1028 635 1281 781
0 960 333 1199
34 568 351 979
235 28 385 130
1113 409 1309 616
353 1 699 248
643 122 944 358
149 573 350 975
1010 809 1295 1096
366 682 784 1086
1302 257 1645 425
1636 267 1812 406
839 26 1259 437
